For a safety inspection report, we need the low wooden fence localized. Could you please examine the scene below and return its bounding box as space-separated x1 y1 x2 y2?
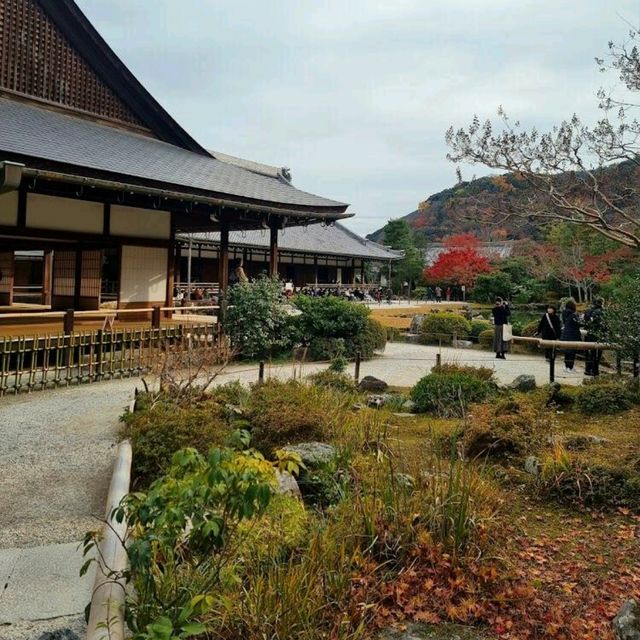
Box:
0 323 218 396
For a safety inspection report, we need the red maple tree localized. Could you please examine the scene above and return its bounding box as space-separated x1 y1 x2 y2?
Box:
424 234 494 287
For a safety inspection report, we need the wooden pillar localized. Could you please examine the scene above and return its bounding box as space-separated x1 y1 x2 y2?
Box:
73 248 83 309
218 223 230 293
351 258 356 286
360 260 365 285
269 224 279 277
166 243 176 308
314 255 319 286
42 250 53 306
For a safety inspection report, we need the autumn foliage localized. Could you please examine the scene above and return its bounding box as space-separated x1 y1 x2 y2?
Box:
424 234 494 287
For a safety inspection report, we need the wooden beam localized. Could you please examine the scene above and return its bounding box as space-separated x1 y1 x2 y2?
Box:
314 255 318 286
269 224 279 277
219 223 230 293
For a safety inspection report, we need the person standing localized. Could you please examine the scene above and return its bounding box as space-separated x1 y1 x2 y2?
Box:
492 297 511 359
435 286 442 303
584 298 604 376
445 286 452 301
536 304 562 361
560 299 582 373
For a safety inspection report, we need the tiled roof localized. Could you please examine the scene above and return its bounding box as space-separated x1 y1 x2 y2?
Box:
0 98 347 211
179 223 401 260
211 151 290 182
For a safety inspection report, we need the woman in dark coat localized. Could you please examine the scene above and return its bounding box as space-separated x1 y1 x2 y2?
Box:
492 297 511 359
560 299 582 372
536 304 562 361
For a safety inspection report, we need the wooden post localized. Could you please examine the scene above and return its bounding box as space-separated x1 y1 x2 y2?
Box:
360 261 365 286
258 361 265 384
314 255 319 286
269 224 279 277
64 308 75 334
354 350 361 384
219 224 230 293
42 250 53 306
96 329 104 379
151 306 161 329
549 348 556 383
436 353 442 369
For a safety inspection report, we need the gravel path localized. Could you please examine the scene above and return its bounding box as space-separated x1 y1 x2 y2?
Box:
0 379 136 549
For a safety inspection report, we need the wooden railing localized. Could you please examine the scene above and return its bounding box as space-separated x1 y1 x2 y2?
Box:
0 322 218 396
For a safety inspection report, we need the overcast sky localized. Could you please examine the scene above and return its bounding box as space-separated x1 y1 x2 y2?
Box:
76 0 640 236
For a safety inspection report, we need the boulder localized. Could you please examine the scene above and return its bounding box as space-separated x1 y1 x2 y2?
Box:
508 374 537 392
281 442 336 467
275 470 302 498
378 622 491 639
524 455 541 475
409 314 426 334
613 599 640 640
402 399 417 413
453 339 474 349
367 394 386 408
358 376 389 392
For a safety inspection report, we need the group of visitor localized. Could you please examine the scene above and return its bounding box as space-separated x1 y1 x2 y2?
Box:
492 296 605 376
424 285 465 302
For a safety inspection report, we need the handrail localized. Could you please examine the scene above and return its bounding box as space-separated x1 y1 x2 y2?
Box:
86 439 132 640
513 335 611 350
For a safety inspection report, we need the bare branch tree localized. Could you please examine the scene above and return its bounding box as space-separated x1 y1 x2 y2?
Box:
446 28 640 249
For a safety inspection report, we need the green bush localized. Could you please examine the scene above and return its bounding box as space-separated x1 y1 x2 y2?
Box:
419 313 472 345
226 276 296 358
432 362 496 383
248 380 346 454
295 295 382 360
308 369 356 393
471 319 492 340
463 397 552 459
575 382 632 415
120 401 232 486
478 328 495 349
472 272 513 303
410 372 493 417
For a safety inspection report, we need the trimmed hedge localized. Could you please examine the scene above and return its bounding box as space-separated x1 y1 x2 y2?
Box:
420 313 472 345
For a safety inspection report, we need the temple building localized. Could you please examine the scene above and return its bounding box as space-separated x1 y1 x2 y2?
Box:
0 0 350 313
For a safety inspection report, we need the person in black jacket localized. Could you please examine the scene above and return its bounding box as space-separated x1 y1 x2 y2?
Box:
492 297 511 359
536 304 562 361
584 298 604 376
560 299 582 372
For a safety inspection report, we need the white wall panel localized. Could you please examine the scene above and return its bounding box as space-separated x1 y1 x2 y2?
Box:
119 245 168 303
26 194 103 233
111 206 170 239
0 191 18 226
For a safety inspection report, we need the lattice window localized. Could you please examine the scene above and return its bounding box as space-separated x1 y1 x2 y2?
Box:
80 249 101 298
0 0 145 127
52 250 75 296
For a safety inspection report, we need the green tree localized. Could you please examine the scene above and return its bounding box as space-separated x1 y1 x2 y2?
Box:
383 219 413 249
381 219 424 293
601 276 640 360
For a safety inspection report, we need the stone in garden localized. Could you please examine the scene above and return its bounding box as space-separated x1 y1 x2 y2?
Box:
378 622 491 639
367 394 386 408
275 470 302 498
508 374 537 392
524 455 541 475
613 599 640 640
454 339 473 349
402 399 417 413
38 631 80 640
358 375 389 392
282 442 336 467
409 314 426 334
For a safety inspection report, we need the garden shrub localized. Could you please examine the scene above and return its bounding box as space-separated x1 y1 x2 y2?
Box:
471 319 492 340
419 312 472 345
349 317 387 358
463 397 553 459
120 401 232 486
432 362 496 383
226 276 296 358
410 372 493 417
478 328 495 349
210 380 251 407
308 369 356 393
540 449 640 510
575 382 633 415
248 380 344 454
233 494 309 565
297 462 351 509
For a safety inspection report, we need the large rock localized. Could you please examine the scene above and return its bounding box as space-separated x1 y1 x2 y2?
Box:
524 455 541 475
410 314 426 334
508 374 537 392
358 376 389 392
378 623 491 639
281 442 336 467
613 599 640 640
275 470 302 498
